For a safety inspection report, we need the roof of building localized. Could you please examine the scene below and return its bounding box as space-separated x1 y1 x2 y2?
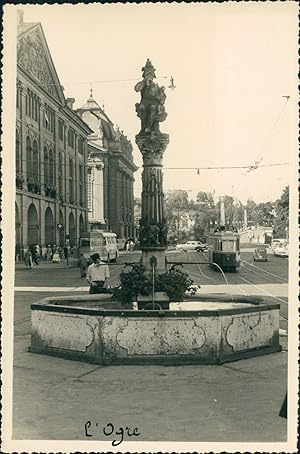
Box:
80 90 102 111
17 22 38 36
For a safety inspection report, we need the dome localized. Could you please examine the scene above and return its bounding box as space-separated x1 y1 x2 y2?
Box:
80 89 101 111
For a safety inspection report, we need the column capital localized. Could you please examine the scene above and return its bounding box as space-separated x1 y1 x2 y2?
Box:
135 132 169 166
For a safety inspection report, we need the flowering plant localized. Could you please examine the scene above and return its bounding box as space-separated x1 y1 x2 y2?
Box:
113 263 194 305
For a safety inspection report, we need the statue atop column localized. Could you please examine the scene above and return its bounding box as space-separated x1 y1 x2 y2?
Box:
134 59 167 135
135 60 169 261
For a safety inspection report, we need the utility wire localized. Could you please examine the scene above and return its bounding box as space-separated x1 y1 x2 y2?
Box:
248 97 290 173
17 158 289 171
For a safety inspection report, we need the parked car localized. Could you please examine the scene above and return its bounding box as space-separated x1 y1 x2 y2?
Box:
270 238 286 251
253 247 268 262
175 240 207 252
274 243 288 257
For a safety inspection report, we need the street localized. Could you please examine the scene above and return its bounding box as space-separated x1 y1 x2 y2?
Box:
12 245 288 442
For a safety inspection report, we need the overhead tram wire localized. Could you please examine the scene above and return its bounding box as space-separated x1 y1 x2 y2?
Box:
247 96 291 173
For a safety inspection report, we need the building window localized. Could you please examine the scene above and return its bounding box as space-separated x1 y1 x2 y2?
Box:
78 137 84 155
26 90 39 121
87 167 92 212
79 164 84 205
49 149 54 186
32 140 39 181
26 136 32 178
44 105 54 132
44 147 49 185
16 84 20 109
58 152 63 196
69 158 74 203
68 128 75 148
58 119 64 141
16 129 21 174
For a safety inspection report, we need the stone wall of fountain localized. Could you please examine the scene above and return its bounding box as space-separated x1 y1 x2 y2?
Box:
30 294 280 365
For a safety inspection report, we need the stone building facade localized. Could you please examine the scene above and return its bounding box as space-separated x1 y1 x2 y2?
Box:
76 92 138 239
15 14 92 253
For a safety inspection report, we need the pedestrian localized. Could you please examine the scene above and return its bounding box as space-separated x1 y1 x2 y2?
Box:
78 254 88 278
52 247 61 263
24 249 33 269
129 240 135 252
31 244 39 265
125 241 130 254
46 244 52 261
58 246 63 260
86 253 110 294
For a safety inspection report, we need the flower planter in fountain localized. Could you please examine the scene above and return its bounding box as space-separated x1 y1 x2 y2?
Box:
137 291 170 310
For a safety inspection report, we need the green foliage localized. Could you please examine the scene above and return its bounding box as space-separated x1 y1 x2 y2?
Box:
113 263 194 305
112 263 152 304
194 191 218 237
252 201 274 226
155 267 194 302
273 186 289 237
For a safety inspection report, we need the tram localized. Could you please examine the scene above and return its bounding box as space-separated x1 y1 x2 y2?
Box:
207 229 240 272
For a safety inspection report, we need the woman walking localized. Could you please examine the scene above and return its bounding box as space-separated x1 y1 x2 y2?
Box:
24 249 33 269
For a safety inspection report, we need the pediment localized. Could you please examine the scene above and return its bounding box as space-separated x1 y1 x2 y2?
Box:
17 24 65 103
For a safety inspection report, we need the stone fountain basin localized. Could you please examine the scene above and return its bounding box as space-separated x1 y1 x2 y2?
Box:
30 294 280 365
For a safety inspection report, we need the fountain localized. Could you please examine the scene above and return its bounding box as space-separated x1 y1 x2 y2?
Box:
30 61 281 365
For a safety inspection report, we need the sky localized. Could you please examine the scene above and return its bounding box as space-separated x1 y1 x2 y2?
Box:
10 2 298 204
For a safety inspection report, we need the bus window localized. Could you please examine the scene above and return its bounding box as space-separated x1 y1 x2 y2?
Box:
80 238 90 247
94 236 104 246
223 240 235 252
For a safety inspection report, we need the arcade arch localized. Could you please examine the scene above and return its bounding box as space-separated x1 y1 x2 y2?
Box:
45 207 54 246
69 212 76 246
15 203 21 245
27 203 39 246
59 210 64 246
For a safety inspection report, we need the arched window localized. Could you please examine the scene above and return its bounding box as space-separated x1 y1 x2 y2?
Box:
69 158 74 203
49 149 54 186
58 153 63 196
26 136 32 178
32 140 39 181
79 164 83 204
44 147 49 185
16 129 20 174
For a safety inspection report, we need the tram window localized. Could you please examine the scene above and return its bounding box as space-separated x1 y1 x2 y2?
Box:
223 240 235 252
236 239 240 251
218 240 222 251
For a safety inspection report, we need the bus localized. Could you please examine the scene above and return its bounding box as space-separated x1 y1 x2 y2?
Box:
207 230 240 272
78 230 119 263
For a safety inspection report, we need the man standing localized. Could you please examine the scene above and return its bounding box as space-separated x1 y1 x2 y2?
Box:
86 253 110 294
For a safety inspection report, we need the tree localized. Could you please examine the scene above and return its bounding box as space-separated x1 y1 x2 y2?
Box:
194 191 218 238
165 190 191 242
273 186 289 238
251 202 275 227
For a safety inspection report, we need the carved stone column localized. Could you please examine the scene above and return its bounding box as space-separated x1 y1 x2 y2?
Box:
135 133 169 272
135 60 169 273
